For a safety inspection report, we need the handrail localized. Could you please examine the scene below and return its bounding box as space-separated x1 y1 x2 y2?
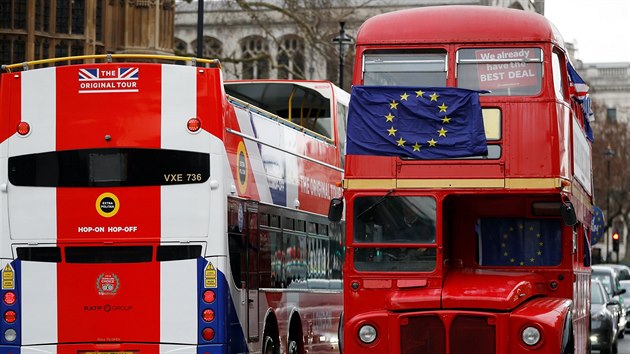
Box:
227 95 334 145
1 54 221 72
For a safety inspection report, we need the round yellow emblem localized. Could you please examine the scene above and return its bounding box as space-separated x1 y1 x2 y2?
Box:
96 192 120 218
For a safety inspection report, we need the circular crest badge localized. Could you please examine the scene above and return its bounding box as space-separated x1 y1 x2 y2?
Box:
96 273 120 296
96 192 120 218
236 142 248 194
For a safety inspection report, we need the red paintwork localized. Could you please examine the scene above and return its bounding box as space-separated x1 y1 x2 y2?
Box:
355 5 564 46
344 5 591 354
442 269 547 310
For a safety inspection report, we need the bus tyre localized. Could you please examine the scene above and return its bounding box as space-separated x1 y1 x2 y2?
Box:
263 335 275 354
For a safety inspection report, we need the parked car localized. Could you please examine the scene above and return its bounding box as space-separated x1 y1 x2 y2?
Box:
600 263 630 280
619 279 630 333
592 264 627 338
591 279 620 354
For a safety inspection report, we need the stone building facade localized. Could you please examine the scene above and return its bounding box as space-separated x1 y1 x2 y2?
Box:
579 62 630 124
0 0 176 66
174 0 542 90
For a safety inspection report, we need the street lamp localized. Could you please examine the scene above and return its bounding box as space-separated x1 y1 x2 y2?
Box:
605 145 615 262
332 22 354 89
196 0 204 60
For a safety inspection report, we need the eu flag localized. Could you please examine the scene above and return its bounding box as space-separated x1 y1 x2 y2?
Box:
478 218 562 266
347 86 488 159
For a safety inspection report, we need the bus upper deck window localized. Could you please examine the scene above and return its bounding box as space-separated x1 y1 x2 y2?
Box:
456 48 543 96
363 52 447 87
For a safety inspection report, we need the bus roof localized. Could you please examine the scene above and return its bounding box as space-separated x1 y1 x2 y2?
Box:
356 6 565 47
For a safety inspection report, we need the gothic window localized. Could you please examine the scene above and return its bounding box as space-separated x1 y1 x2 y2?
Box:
55 40 69 62
71 41 84 63
0 0 27 30
56 0 70 33
0 0 9 29
0 35 26 64
35 0 50 32
56 0 85 35
174 37 188 55
71 0 85 35
13 36 25 62
95 0 103 41
240 36 270 79
191 36 222 58
277 35 305 79
0 36 11 64
34 38 41 60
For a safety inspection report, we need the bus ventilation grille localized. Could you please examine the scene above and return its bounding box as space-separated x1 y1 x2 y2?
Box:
400 314 495 354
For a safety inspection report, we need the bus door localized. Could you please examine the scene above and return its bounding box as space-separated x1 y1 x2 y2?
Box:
245 201 260 342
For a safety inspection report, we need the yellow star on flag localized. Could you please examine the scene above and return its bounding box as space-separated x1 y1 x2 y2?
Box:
442 116 451 124
428 138 437 147
396 137 406 146
385 113 395 122
400 92 409 100
415 89 425 97
387 127 397 136
430 93 439 101
413 142 421 151
438 127 447 137
390 100 399 109
438 103 448 112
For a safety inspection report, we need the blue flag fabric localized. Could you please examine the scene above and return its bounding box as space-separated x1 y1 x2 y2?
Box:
478 218 562 266
591 206 605 245
567 62 595 142
347 86 488 159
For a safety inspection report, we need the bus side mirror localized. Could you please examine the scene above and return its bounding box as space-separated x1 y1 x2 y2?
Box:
560 201 577 226
328 198 344 222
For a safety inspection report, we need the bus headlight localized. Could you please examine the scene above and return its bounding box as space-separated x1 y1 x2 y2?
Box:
521 326 541 346
358 324 377 344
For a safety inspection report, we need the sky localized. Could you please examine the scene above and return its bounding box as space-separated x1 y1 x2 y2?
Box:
544 0 630 63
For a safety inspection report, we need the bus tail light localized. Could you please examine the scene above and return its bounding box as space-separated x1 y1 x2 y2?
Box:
202 327 215 341
187 118 201 133
203 290 216 303
3 292 15 305
17 122 30 136
4 310 16 323
202 308 215 322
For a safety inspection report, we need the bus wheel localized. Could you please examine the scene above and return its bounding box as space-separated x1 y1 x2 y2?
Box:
287 340 298 354
263 335 275 354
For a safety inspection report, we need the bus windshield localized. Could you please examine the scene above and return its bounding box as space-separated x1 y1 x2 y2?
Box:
363 52 447 86
476 217 562 266
352 196 436 272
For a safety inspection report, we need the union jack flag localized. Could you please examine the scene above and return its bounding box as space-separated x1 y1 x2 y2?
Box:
78 68 139 80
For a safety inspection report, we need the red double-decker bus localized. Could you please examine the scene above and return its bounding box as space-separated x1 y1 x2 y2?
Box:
331 5 593 354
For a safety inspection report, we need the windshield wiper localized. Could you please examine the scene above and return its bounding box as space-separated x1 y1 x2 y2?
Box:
356 189 395 220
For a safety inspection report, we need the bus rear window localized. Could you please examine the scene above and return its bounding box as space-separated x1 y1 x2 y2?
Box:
457 48 542 96
363 52 447 86
9 148 210 187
